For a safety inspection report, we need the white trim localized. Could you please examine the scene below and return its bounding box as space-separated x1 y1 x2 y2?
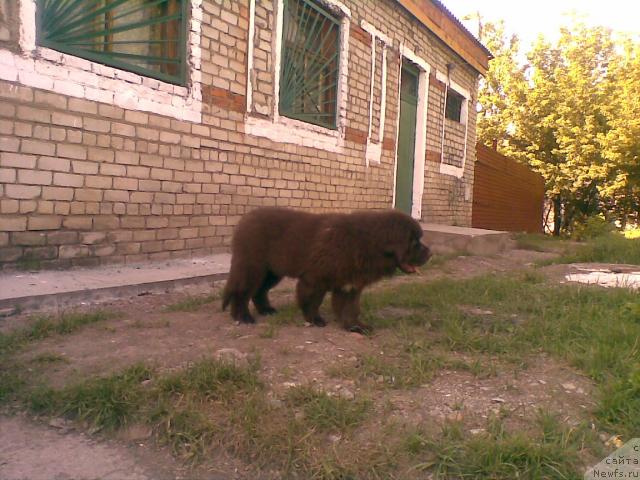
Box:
3 0 203 123
391 43 403 212
379 47 388 149
361 20 390 166
436 70 470 178
365 30 377 167
246 0 256 114
360 20 391 44
245 0 350 150
392 44 431 220
245 115 343 153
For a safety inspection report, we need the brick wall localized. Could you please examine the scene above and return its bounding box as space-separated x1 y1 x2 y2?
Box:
0 0 482 268
472 144 544 233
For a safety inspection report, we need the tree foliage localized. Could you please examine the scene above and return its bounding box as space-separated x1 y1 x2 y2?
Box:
476 18 640 234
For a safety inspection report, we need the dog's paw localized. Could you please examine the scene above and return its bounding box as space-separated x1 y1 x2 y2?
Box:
258 306 278 316
347 324 372 335
311 316 327 327
238 313 256 324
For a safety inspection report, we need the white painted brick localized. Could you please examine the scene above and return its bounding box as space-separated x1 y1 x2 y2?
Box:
136 98 156 113
0 50 15 66
174 86 188 97
98 77 122 91
142 77 161 90
157 103 178 118
0 67 17 82
158 82 174 93
85 87 114 104
171 95 184 108
64 54 93 71
35 61 67 78
38 48 63 63
114 69 142 84
13 56 35 72
68 69 98 85
91 63 116 78
54 79 83 97
18 71 54 90
113 90 139 110
183 109 202 123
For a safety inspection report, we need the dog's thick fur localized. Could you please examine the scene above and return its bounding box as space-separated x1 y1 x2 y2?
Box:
222 207 430 332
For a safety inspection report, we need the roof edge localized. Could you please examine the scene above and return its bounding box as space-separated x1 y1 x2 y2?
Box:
396 0 492 74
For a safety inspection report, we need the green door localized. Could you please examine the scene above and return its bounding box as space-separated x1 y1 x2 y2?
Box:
395 61 419 215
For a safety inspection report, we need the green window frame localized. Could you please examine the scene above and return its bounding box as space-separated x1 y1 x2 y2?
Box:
279 0 341 130
36 0 188 86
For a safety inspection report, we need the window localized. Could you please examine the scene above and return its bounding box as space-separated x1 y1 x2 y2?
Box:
279 0 340 130
36 0 187 85
445 88 465 123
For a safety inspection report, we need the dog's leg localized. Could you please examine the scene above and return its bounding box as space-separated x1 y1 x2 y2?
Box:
252 270 281 315
224 257 257 324
230 291 255 324
296 279 327 327
332 288 370 334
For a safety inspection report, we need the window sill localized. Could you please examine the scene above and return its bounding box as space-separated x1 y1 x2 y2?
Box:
244 113 345 153
4 0 203 123
440 162 465 178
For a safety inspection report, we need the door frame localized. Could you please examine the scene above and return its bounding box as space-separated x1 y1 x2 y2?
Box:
392 44 431 220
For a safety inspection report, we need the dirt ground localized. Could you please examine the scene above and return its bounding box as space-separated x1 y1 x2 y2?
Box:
0 249 613 480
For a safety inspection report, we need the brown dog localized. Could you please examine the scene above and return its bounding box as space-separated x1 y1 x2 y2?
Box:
222 207 430 333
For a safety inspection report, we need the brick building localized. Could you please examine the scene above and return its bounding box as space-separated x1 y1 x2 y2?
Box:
0 0 490 268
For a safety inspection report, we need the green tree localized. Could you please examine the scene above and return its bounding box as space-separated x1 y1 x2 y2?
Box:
600 38 640 227
465 15 526 149
475 18 628 235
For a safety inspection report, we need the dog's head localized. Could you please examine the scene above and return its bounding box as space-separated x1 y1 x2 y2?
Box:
384 211 431 273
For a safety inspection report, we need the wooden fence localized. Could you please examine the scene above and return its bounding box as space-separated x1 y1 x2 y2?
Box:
472 144 545 233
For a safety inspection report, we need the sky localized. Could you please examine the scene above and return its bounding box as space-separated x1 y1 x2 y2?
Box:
442 0 640 49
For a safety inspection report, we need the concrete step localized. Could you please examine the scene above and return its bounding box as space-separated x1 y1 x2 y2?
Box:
0 254 231 315
421 223 511 256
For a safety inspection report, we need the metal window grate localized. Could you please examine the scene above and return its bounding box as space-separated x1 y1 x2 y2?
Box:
445 88 464 123
37 0 187 85
279 0 340 129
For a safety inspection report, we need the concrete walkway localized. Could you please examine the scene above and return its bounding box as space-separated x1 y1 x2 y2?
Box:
0 224 511 315
0 254 231 314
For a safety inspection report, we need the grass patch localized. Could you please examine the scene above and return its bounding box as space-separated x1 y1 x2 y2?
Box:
408 413 590 479
557 233 640 265
0 309 117 355
28 357 261 457
157 357 261 402
363 273 640 439
0 310 118 404
269 302 305 326
30 364 152 430
0 368 26 402
514 233 568 253
284 385 371 432
7 268 636 477
164 294 217 312
30 352 70 364
329 341 444 389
